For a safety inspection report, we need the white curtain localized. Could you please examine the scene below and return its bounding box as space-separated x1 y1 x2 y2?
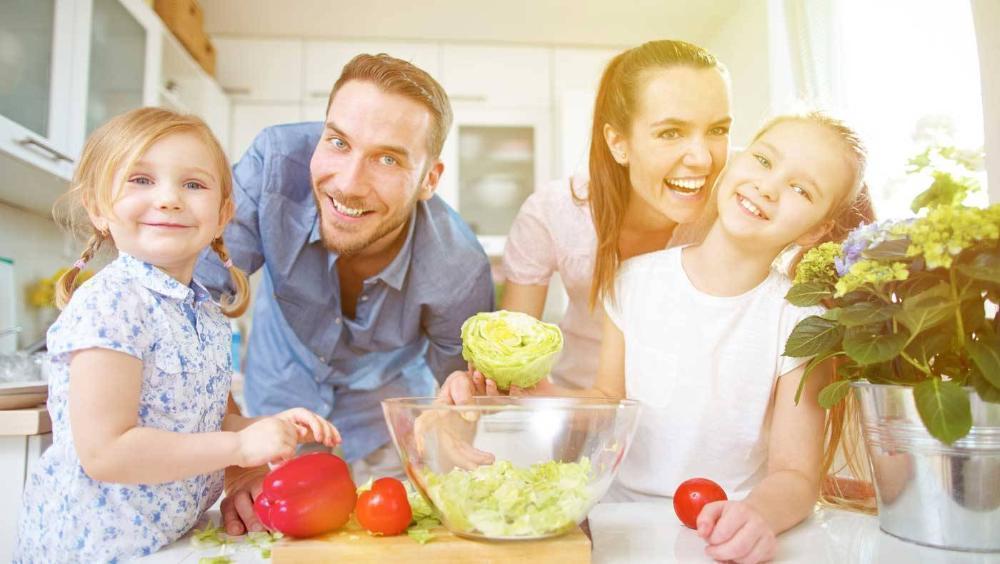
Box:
778 0 842 109
971 0 1000 203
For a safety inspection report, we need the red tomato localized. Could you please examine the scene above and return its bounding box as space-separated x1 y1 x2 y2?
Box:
253 453 357 538
355 477 413 536
673 477 728 529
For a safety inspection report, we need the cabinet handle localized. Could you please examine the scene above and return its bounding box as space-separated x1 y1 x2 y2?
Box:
17 137 74 164
223 86 251 95
164 79 179 92
449 94 487 102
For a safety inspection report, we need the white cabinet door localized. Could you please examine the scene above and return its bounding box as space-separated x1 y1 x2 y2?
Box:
214 38 303 102
228 104 304 163
552 47 618 178
0 0 77 180
441 45 551 108
437 106 552 257
302 41 440 103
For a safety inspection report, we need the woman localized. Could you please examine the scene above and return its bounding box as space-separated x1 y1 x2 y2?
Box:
501 39 733 389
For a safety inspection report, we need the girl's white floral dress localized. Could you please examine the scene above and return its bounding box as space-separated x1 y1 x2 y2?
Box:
14 253 232 563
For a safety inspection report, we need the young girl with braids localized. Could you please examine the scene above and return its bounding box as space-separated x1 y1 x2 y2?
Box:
14 108 340 563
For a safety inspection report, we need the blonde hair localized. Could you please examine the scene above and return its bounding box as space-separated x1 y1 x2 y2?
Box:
758 112 878 513
54 107 250 317
589 40 728 309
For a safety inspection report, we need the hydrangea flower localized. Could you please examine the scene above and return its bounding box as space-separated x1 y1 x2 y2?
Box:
834 260 910 297
794 242 842 286
892 204 1000 269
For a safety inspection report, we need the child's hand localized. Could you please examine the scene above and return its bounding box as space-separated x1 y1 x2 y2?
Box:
696 500 776 564
236 417 298 467
274 407 341 448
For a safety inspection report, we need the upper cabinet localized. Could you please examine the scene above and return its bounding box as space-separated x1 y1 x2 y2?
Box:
213 38 303 102
441 45 551 108
84 0 153 138
0 0 78 181
0 0 231 215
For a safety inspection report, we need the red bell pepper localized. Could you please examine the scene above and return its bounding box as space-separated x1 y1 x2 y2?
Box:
253 452 357 538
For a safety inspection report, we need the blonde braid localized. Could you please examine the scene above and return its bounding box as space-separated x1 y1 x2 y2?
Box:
210 237 250 318
55 232 106 309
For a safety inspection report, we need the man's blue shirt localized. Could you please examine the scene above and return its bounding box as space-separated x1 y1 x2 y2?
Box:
195 122 494 461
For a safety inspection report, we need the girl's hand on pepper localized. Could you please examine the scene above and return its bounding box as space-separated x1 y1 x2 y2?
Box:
274 407 341 447
236 417 298 467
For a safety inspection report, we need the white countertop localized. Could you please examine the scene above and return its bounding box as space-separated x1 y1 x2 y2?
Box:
137 502 1000 563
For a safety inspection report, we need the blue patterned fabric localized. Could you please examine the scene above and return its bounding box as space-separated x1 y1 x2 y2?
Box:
14 253 231 563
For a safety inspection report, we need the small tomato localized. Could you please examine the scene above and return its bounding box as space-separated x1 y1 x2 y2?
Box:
673 477 728 529
356 477 413 536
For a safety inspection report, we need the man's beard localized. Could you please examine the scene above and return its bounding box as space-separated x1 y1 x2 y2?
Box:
316 190 420 257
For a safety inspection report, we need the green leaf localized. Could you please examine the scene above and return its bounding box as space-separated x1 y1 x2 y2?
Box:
894 283 956 335
783 316 844 358
966 333 1000 388
843 325 909 365
904 331 951 368
913 379 973 444
958 297 988 332
818 380 852 409
957 248 1000 284
839 302 899 328
785 282 833 306
860 361 893 384
794 350 842 404
971 366 1000 404
863 238 911 260
821 308 843 321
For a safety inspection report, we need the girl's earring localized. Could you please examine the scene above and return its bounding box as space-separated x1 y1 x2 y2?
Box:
617 152 628 165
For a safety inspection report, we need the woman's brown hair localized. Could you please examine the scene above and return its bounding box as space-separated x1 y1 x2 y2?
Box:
54 107 250 317
588 40 727 309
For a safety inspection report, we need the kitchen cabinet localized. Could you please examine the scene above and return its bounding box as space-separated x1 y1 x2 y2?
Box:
0 407 51 563
160 29 231 158
438 106 552 256
213 38 303 102
441 44 551 108
228 103 304 162
0 0 79 181
552 47 618 177
0 0 232 216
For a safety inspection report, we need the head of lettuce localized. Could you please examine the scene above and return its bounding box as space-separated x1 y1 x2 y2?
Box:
460 310 563 390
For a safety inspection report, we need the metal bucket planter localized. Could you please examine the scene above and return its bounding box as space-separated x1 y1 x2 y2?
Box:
853 381 1000 552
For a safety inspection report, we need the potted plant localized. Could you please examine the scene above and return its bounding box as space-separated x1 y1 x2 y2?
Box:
782 150 999 552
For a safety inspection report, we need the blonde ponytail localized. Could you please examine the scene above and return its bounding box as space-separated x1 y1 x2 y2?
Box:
210 237 250 318
55 232 106 309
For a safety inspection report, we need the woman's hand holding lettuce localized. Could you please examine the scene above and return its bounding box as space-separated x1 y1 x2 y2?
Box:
460 310 563 391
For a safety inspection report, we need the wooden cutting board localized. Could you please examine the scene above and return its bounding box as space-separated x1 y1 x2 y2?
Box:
271 521 591 563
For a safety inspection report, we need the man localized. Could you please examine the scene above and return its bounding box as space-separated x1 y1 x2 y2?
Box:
196 54 494 534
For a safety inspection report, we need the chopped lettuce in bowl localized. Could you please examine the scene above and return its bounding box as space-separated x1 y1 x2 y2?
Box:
461 311 563 390
421 458 592 539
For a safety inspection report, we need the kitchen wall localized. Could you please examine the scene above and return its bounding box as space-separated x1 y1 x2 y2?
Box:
0 200 73 349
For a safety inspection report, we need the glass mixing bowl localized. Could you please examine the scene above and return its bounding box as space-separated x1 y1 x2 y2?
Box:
381 396 641 540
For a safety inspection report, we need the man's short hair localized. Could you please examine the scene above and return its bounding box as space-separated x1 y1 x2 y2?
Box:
328 53 453 159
